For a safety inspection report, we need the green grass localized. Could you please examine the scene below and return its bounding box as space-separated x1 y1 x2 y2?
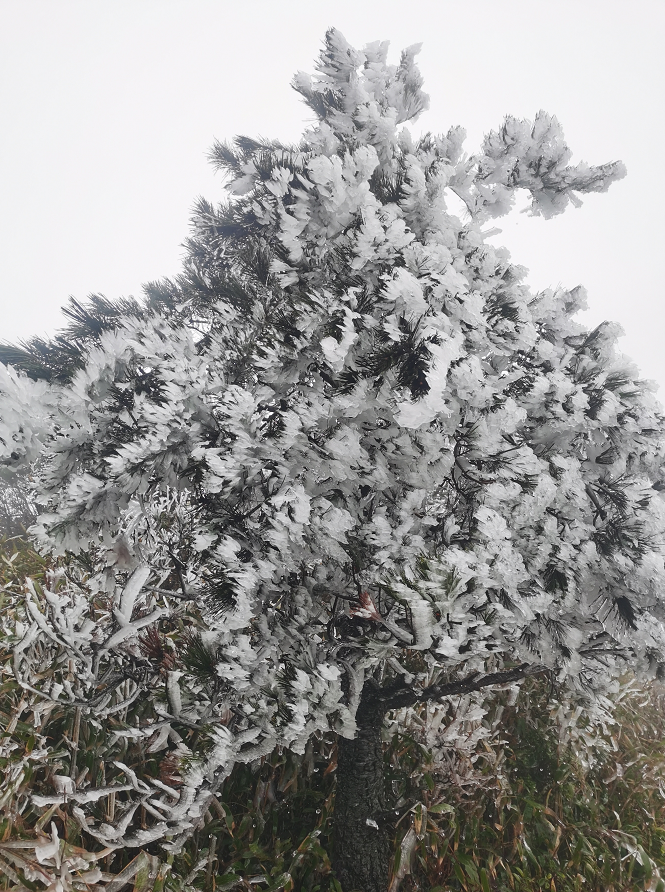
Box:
387 680 665 892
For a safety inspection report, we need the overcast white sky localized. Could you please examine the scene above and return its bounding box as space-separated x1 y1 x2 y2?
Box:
1 1 664 392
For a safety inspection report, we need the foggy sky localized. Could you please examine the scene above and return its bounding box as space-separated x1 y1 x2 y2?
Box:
1 0 663 391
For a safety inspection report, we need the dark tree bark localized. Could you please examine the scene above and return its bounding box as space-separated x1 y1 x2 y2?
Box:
332 679 391 892
330 663 546 892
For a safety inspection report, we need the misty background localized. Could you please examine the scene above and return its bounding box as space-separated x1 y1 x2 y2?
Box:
1 0 664 391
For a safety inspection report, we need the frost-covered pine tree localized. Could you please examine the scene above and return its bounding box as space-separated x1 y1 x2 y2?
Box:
2 29 665 892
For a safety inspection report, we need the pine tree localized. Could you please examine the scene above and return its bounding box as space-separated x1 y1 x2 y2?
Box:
2 29 665 892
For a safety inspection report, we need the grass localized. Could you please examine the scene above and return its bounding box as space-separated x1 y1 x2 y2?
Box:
386 680 665 892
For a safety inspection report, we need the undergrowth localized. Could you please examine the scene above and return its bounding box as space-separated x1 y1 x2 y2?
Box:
2 536 665 892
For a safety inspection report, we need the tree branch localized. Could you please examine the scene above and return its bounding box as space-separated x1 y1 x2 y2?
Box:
379 662 548 712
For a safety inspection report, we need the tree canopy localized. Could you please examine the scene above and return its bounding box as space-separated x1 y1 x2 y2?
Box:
1 27 664 878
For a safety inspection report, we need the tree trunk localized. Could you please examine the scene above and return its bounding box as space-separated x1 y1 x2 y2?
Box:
332 680 391 892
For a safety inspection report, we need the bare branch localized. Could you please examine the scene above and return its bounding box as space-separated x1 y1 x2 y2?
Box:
379 662 547 712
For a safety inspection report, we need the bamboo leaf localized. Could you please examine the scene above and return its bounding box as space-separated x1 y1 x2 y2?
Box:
429 802 455 815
